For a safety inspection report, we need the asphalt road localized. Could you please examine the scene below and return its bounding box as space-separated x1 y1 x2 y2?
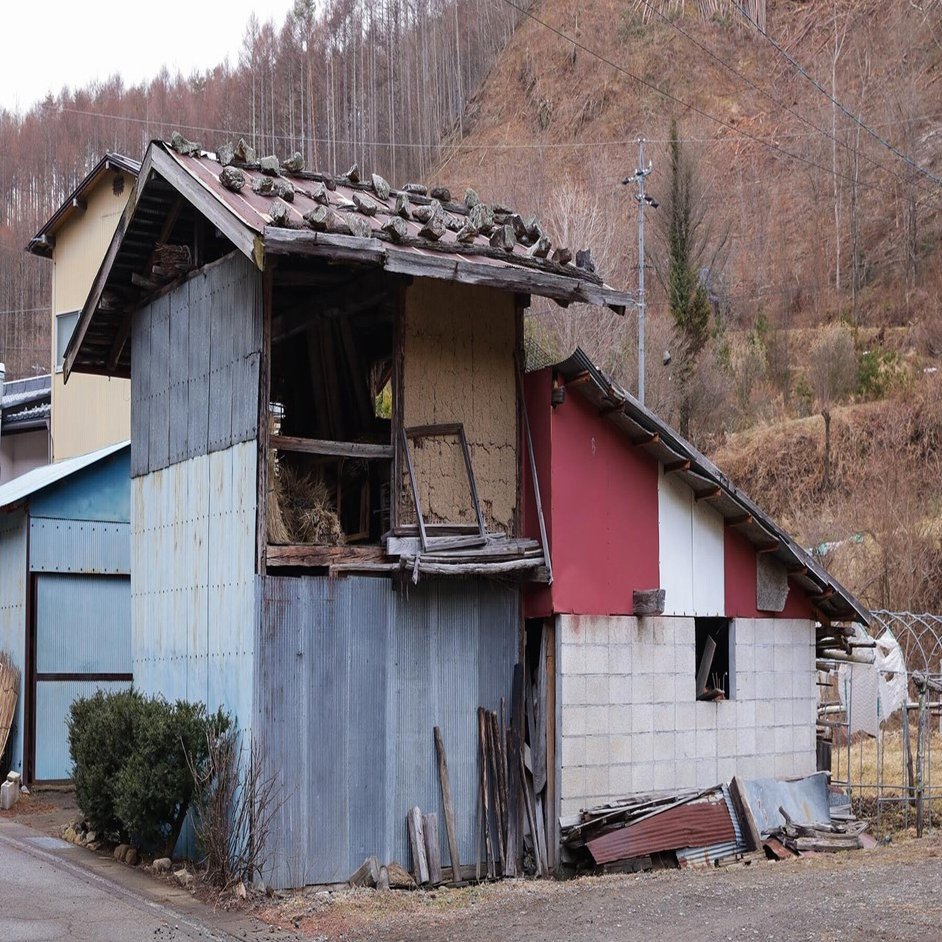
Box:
0 820 249 942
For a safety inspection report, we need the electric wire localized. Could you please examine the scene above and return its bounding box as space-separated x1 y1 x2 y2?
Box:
730 0 942 188
635 0 939 198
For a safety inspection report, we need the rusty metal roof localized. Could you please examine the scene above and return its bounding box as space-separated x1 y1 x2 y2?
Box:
586 795 736 865
550 348 871 626
66 139 633 379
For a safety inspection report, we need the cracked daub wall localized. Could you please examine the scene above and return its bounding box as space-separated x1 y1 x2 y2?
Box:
401 278 518 532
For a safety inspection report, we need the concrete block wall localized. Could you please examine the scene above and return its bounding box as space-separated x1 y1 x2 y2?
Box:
558 614 817 817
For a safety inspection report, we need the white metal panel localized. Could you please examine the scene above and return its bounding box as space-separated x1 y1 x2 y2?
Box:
658 470 694 615
692 500 725 616
658 467 725 616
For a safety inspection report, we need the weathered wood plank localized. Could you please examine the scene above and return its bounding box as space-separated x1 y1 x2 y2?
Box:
434 726 462 886
266 544 387 566
407 807 429 885
423 813 442 886
270 434 393 459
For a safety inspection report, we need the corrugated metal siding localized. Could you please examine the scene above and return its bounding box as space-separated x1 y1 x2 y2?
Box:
34 680 131 781
256 575 519 888
35 574 131 674
132 441 256 724
130 251 262 478
29 519 130 574
0 511 27 775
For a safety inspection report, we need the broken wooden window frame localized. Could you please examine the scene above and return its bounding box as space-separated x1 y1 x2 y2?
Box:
400 422 487 553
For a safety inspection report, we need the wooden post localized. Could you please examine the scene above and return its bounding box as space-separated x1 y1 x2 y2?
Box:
434 726 462 884
478 708 495 879
544 618 557 872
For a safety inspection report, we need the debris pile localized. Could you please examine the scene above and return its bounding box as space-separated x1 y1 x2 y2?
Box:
560 772 872 873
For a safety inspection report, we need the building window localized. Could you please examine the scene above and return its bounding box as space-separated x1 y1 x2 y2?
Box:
695 617 733 701
55 311 80 372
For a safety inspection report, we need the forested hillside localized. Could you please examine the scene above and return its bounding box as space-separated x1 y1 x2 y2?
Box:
2 0 940 609
0 0 525 376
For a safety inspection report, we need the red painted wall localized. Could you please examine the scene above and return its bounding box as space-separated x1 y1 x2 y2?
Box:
524 372 660 616
724 527 813 619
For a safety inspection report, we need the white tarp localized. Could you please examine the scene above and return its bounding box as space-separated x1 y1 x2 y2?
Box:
838 628 908 737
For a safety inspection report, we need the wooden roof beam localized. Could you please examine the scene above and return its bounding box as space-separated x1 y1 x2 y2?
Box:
664 459 691 474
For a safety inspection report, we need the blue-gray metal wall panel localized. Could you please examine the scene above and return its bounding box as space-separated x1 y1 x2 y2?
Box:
256 575 519 888
34 680 131 781
132 442 256 730
130 251 262 478
0 511 27 775
29 519 130 574
35 574 131 674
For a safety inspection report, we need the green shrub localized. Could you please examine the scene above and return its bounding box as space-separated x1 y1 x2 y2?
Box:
68 689 145 837
68 690 228 854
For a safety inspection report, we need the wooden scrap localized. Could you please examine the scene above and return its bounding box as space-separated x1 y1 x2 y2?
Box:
519 752 544 877
504 726 521 877
424 813 443 885
349 855 381 887
478 708 495 879
695 636 717 699
434 727 462 886
486 711 507 870
407 807 430 885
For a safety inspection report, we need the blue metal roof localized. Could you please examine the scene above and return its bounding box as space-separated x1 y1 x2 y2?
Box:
0 441 129 511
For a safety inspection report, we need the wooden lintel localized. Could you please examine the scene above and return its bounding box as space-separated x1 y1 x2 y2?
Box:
664 459 691 474
695 487 722 502
756 541 782 554
726 514 753 528
633 432 659 447
270 434 393 460
267 544 388 567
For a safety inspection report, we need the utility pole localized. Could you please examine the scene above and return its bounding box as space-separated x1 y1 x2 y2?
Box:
624 138 655 404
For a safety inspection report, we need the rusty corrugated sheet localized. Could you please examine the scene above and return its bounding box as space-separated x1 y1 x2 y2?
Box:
586 798 736 865
676 786 748 869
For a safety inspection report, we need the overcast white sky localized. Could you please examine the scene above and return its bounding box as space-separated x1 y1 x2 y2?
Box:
0 0 294 113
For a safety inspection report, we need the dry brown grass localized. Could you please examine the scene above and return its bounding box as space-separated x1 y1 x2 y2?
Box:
268 462 344 546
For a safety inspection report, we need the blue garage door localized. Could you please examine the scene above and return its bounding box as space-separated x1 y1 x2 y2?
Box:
33 574 131 781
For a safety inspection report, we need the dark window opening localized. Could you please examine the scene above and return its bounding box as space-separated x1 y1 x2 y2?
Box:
695 617 732 701
268 266 394 549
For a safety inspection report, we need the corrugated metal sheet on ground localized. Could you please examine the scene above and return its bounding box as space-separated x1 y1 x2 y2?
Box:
34 679 131 781
586 796 736 866
738 772 830 836
676 785 748 868
256 574 518 889
29 519 130 574
36 574 131 674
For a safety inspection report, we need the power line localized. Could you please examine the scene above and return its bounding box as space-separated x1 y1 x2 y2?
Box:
730 0 942 188
492 0 905 199
635 0 938 198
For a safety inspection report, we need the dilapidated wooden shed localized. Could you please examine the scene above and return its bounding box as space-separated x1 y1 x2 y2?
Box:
65 138 630 886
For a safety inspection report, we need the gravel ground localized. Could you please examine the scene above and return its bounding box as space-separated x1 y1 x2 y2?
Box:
261 837 942 942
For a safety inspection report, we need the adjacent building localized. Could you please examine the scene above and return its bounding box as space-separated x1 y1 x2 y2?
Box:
27 153 139 462
0 369 51 483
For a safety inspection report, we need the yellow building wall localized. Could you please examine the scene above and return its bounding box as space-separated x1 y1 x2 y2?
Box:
50 171 133 461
